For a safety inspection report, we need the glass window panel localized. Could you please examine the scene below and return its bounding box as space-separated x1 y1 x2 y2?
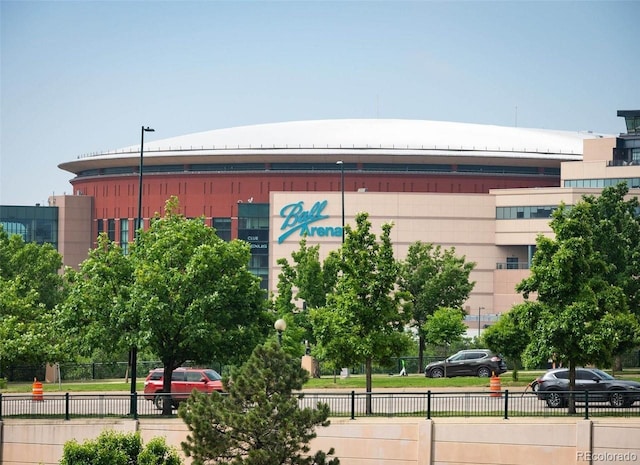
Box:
107 219 116 241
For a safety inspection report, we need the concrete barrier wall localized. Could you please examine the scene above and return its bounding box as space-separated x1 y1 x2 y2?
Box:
1 417 639 465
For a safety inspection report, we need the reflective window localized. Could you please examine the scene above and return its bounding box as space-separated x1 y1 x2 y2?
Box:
563 178 640 189
496 206 557 219
107 219 116 242
76 162 562 177
120 219 130 254
238 203 270 291
0 205 58 247
212 218 231 241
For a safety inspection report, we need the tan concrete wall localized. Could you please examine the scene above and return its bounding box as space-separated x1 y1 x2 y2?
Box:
1 419 137 465
50 194 93 269
3 418 639 465
582 137 616 162
270 191 498 317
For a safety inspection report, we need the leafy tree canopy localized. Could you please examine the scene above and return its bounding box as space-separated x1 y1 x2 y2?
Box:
0 226 66 369
423 307 467 349
310 213 411 397
515 184 640 409
273 237 341 356
482 302 535 372
59 197 272 413
398 241 475 372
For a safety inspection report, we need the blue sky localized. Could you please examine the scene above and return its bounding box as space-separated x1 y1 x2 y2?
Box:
1 0 638 206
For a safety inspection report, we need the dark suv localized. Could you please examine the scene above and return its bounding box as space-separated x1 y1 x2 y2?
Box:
534 367 640 408
424 349 507 378
143 367 223 410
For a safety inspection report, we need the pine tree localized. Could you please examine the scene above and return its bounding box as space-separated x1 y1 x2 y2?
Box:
179 340 340 465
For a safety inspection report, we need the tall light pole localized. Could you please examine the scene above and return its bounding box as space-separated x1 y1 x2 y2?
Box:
130 125 154 417
336 160 345 243
137 126 155 232
274 318 287 346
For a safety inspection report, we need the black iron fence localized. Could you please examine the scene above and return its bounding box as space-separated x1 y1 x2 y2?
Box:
1 390 638 421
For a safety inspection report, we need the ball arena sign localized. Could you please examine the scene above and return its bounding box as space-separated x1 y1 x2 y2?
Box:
278 200 343 244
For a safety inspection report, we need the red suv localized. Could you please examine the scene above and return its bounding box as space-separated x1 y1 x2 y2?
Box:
143 367 224 409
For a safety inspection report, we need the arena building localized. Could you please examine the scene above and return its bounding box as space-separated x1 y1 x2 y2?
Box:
6 112 638 334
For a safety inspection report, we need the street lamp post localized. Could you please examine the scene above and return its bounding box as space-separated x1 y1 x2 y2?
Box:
137 126 155 232
478 306 485 338
130 125 154 417
274 319 287 346
336 160 345 243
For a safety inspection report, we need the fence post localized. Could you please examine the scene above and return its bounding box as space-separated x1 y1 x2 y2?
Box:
504 390 509 419
427 390 431 420
133 392 138 420
65 393 70 421
584 390 589 420
350 391 355 420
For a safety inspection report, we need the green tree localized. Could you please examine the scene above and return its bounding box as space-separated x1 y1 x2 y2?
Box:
179 340 339 465
273 237 340 356
517 186 640 412
423 307 467 376
482 303 534 380
0 227 67 373
398 242 475 373
310 213 410 411
60 233 134 357
570 183 640 370
59 430 182 465
59 197 272 414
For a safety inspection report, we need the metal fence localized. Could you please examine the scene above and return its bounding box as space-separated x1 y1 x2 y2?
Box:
1 390 638 421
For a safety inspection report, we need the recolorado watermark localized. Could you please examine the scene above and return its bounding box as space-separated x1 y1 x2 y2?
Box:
577 451 637 462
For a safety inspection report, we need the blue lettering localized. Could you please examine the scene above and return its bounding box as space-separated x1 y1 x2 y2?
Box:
278 200 330 243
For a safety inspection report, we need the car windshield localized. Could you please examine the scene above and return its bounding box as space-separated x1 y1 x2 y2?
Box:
590 368 615 380
204 369 222 381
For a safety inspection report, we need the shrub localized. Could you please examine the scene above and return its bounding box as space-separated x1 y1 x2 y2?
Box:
59 430 182 465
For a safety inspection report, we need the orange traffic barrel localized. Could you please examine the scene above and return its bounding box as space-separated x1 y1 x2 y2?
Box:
32 378 44 401
489 373 502 398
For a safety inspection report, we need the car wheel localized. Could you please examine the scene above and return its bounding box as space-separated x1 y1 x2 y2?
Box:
609 391 631 408
477 367 492 378
430 368 444 378
546 391 565 408
153 393 168 411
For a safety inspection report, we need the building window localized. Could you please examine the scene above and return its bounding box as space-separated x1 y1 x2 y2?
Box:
120 219 129 254
0 205 58 248
238 203 270 291
212 218 231 241
496 206 557 220
107 219 116 242
506 257 519 270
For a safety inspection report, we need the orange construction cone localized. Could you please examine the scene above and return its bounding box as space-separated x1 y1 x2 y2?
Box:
32 377 44 401
489 372 502 398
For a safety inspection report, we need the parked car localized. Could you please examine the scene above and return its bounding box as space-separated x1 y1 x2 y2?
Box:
534 367 640 408
143 367 224 410
424 349 507 378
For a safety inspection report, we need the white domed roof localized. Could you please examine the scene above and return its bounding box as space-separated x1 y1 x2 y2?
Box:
61 119 610 173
